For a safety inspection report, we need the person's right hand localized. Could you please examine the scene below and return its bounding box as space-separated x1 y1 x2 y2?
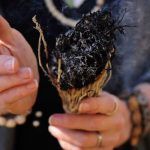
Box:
0 54 38 115
0 16 39 115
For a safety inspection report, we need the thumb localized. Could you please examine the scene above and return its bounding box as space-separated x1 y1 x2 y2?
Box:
0 16 13 42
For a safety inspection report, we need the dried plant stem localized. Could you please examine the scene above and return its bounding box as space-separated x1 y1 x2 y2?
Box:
32 16 50 77
57 59 62 83
103 60 112 86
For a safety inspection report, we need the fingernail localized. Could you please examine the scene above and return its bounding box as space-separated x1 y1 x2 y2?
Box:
48 126 59 136
5 58 15 72
79 103 90 112
49 116 53 125
27 79 38 89
48 126 54 133
49 114 62 125
20 68 32 79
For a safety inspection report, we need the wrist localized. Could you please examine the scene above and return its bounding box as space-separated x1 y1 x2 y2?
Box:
125 86 150 148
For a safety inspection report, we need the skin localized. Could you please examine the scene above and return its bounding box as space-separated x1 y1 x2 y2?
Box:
48 84 150 150
0 16 39 115
49 92 132 150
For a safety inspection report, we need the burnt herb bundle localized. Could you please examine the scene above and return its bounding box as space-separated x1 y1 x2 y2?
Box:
49 10 123 91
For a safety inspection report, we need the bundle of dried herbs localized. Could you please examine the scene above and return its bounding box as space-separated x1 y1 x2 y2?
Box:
33 9 125 113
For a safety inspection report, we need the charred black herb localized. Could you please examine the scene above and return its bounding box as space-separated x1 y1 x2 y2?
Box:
49 10 124 90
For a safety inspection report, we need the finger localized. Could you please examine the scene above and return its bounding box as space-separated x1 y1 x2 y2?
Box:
0 55 19 74
0 67 33 92
79 92 119 115
59 140 81 150
0 16 12 42
7 94 37 115
0 44 11 55
49 114 116 131
58 140 96 150
0 80 38 108
58 140 113 150
49 126 97 148
49 126 119 148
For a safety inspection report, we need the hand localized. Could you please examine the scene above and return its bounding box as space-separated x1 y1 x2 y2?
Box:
49 92 132 150
0 16 39 115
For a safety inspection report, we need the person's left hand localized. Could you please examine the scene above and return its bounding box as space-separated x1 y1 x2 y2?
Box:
49 92 132 150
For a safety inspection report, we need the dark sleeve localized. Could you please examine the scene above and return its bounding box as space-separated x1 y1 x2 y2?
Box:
0 5 2 15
